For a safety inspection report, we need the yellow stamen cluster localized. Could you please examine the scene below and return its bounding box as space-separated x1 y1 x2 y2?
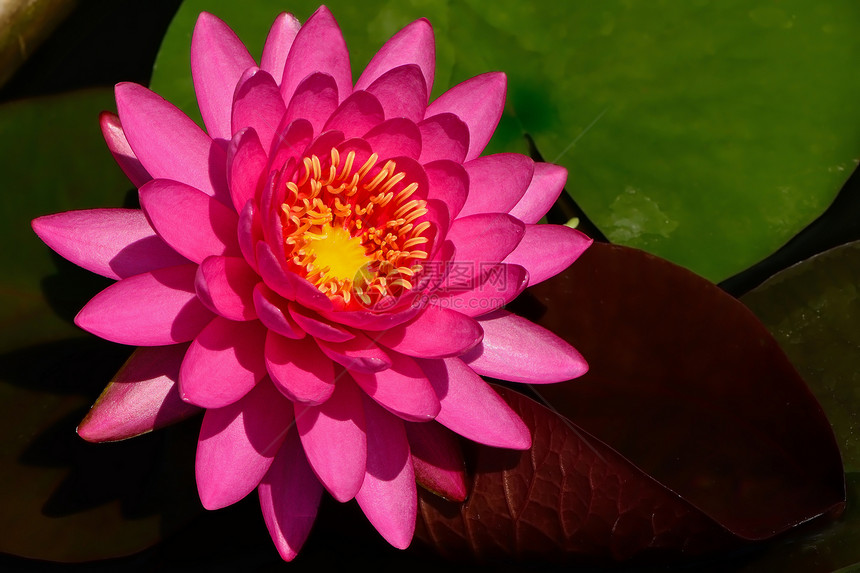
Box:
280 148 431 308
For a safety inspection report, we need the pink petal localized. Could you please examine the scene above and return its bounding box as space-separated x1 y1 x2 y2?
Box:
424 160 468 220
417 113 469 164
458 153 534 218
461 309 588 383
316 331 392 373
265 332 335 404
196 378 294 509
504 224 592 286
283 72 339 138
261 12 301 85
418 357 530 449
447 213 525 267
288 302 353 342
139 179 240 264
295 377 367 502
365 64 427 123
434 263 528 317
351 350 440 422
259 427 323 561
425 72 506 161
363 118 422 161
355 395 416 549
405 421 467 502
355 18 434 94
268 118 315 178
75 264 213 346
180 317 268 408
32 209 189 280
77 344 199 442
99 111 150 187
508 162 568 224
280 6 351 105
374 305 482 359
195 255 259 321
323 91 385 140
319 304 423 331
115 83 229 204
227 128 267 213
232 68 286 152
253 283 306 339
191 12 256 141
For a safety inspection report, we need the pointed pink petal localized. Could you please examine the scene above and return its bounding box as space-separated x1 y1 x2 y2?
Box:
316 331 392 373
417 113 468 164
259 427 323 561
364 118 421 161
191 12 256 141
195 255 259 321
504 224 592 286
375 305 482 359
424 160 468 220
180 317 268 408
99 112 150 187
419 357 530 449
323 91 385 140
508 162 568 224
280 6 351 105
355 18 434 95
365 64 427 123
32 209 189 280
355 395 416 549
232 68 286 152
196 378 294 509
426 72 506 161
139 179 240 264
227 128 267 213
458 153 534 218
447 213 525 267
462 310 588 383
351 350 439 422
77 344 199 442
405 422 467 502
115 83 229 203
288 303 353 342
261 12 301 85
265 332 335 404
253 283 306 339
295 377 367 502
75 264 213 346
434 263 528 317
283 73 339 138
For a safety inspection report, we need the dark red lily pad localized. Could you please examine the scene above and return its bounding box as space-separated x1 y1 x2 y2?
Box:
417 243 845 563
416 386 736 564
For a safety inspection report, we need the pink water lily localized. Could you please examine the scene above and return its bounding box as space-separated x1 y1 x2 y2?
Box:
32 6 590 560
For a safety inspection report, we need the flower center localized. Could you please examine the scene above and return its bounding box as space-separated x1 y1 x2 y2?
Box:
280 148 431 308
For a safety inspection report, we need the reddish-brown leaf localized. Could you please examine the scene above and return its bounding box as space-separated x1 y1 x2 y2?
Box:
416 387 735 563
417 243 845 564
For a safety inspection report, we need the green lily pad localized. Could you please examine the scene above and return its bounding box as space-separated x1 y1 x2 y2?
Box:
152 0 860 282
742 240 860 473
